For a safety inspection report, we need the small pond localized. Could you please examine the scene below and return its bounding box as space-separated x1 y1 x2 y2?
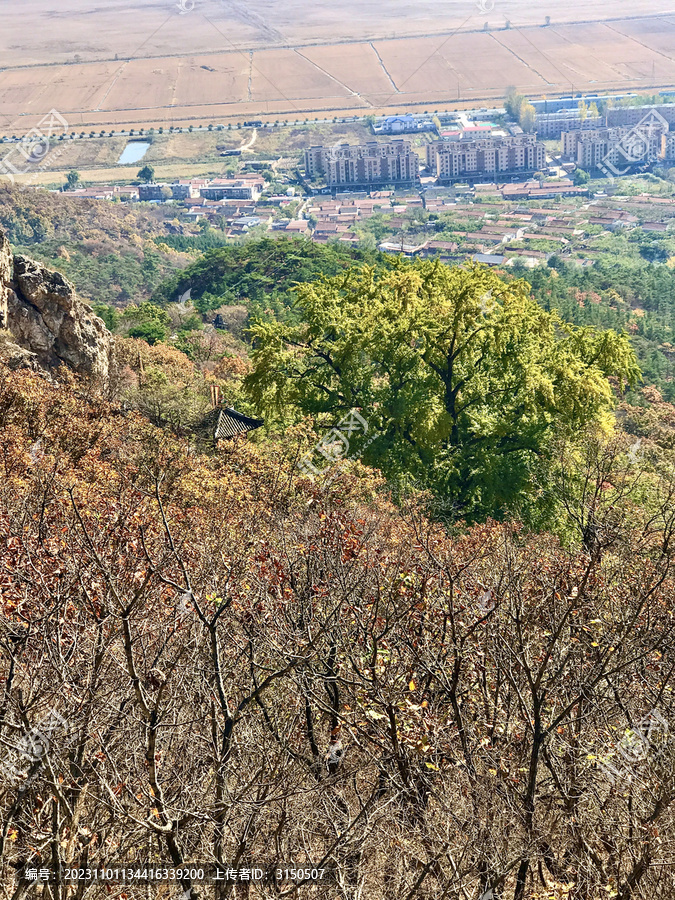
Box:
117 141 151 165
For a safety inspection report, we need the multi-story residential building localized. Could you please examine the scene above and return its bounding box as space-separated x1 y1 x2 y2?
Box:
560 127 620 160
607 104 675 129
170 181 198 200
661 131 675 161
534 104 675 146
304 141 420 187
138 183 169 201
563 120 668 170
427 134 546 182
303 146 325 179
573 129 630 171
534 110 606 138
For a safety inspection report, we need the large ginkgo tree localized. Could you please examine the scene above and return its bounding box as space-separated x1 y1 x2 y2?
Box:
245 259 640 520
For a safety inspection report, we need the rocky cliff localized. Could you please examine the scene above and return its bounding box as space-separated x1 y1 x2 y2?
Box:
0 229 112 379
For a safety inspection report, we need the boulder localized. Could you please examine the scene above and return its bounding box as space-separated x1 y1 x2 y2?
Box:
0 331 40 373
0 229 112 380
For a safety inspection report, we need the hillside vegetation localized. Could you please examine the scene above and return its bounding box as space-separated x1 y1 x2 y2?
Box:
3 216 675 898
152 236 386 321
1 347 675 898
246 259 640 523
0 185 188 305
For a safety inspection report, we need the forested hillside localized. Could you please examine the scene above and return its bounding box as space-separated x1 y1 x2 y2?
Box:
0 185 188 305
3 216 675 899
3 182 675 403
151 236 386 322
524 255 675 400
2 361 675 900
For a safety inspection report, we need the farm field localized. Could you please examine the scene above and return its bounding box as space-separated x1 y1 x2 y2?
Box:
11 160 228 189
0 5 674 136
1 1 673 65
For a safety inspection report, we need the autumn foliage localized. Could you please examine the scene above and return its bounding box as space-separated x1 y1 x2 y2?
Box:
2 363 675 900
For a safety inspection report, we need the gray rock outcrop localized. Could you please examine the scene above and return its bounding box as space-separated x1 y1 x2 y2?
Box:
0 229 112 379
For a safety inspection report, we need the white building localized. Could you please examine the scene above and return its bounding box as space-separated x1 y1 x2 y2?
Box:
427 134 546 181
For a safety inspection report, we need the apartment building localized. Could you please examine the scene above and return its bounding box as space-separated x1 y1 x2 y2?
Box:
427 134 546 182
561 127 621 159
304 141 420 187
607 105 675 129
170 181 199 200
138 183 169 201
661 132 675 161
534 110 606 139
563 121 668 170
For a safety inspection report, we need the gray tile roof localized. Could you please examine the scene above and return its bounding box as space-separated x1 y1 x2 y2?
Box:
214 407 264 439
200 407 264 440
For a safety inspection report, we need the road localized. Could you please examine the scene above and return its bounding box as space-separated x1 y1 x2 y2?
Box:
1 109 507 145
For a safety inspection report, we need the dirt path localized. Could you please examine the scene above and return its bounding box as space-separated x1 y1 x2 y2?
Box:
239 128 257 152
